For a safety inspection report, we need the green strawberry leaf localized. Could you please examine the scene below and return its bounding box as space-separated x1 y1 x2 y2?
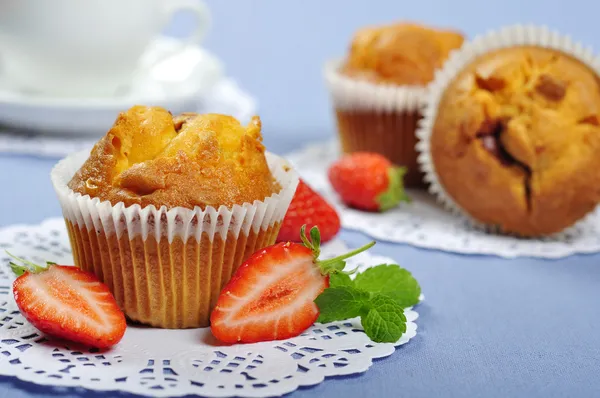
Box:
6 251 48 276
361 294 407 343
316 241 375 276
310 227 321 252
376 167 411 211
354 264 421 307
320 259 346 275
329 272 353 288
300 225 320 257
315 286 370 323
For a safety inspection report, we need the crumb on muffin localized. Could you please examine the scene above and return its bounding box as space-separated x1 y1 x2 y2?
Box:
68 106 278 209
431 46 600 235
341 22 464 85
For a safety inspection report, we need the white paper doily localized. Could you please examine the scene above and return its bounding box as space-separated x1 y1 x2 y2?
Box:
286 141 600 259
0 78 257 158
0 218 418 397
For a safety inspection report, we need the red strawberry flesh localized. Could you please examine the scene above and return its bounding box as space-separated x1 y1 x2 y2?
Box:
211 242 329 343
11 261 126 349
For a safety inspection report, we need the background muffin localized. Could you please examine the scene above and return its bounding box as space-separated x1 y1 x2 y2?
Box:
52 106 298 328
425 46 600 236
325 22 464 188
341 23 464 85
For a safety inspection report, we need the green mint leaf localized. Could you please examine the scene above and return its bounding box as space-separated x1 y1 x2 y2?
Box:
315 286 369 323
361 294 407 343
329 272 353 288
354 264 421 307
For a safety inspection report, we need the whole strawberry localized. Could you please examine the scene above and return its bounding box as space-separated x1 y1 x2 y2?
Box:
277 179 340 243
328 152 410 212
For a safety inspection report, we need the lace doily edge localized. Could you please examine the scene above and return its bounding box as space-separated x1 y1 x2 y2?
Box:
0 218 422 397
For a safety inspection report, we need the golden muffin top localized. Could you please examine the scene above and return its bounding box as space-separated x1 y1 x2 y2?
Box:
430 46 600 236
341 22 464 85
68 106 278 209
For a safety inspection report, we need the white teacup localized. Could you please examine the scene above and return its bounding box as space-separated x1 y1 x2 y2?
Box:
0 0 210 97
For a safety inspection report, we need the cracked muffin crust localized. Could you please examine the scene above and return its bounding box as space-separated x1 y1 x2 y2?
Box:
69 106 278 209
341 22 464 85
431 46 600 236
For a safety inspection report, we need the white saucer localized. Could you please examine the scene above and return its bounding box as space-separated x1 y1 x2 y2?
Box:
0 36 224 136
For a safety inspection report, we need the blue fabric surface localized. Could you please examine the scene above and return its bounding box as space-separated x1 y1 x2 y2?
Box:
1 1 600 397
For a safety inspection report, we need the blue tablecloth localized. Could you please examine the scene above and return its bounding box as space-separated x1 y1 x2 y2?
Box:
1 1 599 397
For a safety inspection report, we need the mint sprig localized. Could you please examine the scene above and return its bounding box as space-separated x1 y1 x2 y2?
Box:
362 294 407 343
354 264 421 307
297 226 420 344
315 262 421 343
315 287 369 324
329 272 353 288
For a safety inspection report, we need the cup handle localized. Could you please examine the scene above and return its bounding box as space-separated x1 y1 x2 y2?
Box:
126 0 212 94
165 0 211 45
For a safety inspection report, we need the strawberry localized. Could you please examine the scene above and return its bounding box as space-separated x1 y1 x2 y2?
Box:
328 152 410 212
277 179 340 243
210 226 374 344
8 253 126 348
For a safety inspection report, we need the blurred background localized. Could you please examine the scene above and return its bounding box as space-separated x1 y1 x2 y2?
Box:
0 0 594 154
164 0 595 151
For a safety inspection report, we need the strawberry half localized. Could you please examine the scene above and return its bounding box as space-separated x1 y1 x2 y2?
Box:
277 179 341 243
328 152 410 212
8 254 126 348
210 226 374 344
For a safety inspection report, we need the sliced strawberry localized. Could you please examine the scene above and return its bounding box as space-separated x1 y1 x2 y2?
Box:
9 254 126 348
277 179 340 243
210 226 374 344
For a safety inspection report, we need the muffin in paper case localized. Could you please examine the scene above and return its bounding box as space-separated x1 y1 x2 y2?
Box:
51 149 299 328
416 24 600 236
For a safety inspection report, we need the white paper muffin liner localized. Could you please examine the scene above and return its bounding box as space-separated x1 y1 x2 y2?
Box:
50 150 299 243
324 59 432 187
415 24 600 233
50 150 299 328
323 59 427 112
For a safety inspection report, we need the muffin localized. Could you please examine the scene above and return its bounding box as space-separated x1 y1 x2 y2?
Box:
325 22 464 187
419 30 600 236
51 106 299 328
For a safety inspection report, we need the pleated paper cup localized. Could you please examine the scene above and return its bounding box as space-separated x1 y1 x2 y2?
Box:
50 150 299 329
415 24 600 235
324 59 428 188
